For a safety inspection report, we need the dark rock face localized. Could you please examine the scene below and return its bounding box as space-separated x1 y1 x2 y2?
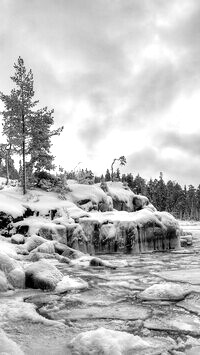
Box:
38 225 67 244
25 260 62 290
0 212 13 237
132 195 149 211
112 199 130 211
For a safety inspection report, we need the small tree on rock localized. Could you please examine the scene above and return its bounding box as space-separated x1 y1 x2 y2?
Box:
111 156 126 181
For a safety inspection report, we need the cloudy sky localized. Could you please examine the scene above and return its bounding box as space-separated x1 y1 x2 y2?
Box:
1 0 200 186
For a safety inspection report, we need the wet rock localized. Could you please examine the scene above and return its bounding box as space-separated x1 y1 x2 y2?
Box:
180 235 193 246
139 283 191 301
62 246 85 259
11 233 25 244
25 260 63 290
90 257 116 269
59 256 71 264
54 241 68 254
0 212 13 237
0 328 24 355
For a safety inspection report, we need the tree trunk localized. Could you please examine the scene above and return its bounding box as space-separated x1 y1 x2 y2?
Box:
6 149 9 185
22 111 26 194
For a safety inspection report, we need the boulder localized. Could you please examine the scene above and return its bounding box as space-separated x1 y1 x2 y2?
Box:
55 275 88 293
180 235 193 246
62 246 86 259
139 283 190 301
0 252 25 289
11 233 25 244
25 259 63 290
36 240 56 254
24 234 46 252
68 327 149 355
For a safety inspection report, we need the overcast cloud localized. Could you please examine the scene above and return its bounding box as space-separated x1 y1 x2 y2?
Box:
0 0 200 186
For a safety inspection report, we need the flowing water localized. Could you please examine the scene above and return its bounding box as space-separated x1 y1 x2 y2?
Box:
1 223 200 354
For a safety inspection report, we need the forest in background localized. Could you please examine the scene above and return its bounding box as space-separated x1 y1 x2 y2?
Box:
66 168 200 221
0 153 199 220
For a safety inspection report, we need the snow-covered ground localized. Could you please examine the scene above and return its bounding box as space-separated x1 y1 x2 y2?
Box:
0 182 196 354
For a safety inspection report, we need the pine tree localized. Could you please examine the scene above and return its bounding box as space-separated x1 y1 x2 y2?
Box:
111 156 126 181
105 169 111 181
0 57 63 193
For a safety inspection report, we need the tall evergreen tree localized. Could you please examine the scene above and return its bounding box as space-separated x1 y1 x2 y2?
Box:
105 169 111 181
0 57 63 194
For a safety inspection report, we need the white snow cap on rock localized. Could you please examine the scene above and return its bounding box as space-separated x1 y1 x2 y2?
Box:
68 327 149 355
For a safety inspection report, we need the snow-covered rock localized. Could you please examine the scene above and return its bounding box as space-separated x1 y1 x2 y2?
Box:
139 283 190 301
36 240 56 254
11 233 25 244
24 234 47 252
68 327 149 355
0 252 25 289
106 181 134 211
0 328 24 355
55 275 88 293
25 259 62 290
67 182 109 212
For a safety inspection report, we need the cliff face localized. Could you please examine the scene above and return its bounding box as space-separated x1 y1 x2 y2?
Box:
0 182 180 254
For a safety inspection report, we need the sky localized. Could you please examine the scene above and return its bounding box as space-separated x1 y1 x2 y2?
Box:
0 0 200 186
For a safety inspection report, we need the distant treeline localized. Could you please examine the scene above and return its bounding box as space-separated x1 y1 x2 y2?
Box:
94 170 200 220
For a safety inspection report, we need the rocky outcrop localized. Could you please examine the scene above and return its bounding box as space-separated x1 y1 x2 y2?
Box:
79 209 180 254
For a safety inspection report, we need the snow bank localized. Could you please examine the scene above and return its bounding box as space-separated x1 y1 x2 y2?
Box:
0 186 87 219
0 187 26 217
67 182 109 211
